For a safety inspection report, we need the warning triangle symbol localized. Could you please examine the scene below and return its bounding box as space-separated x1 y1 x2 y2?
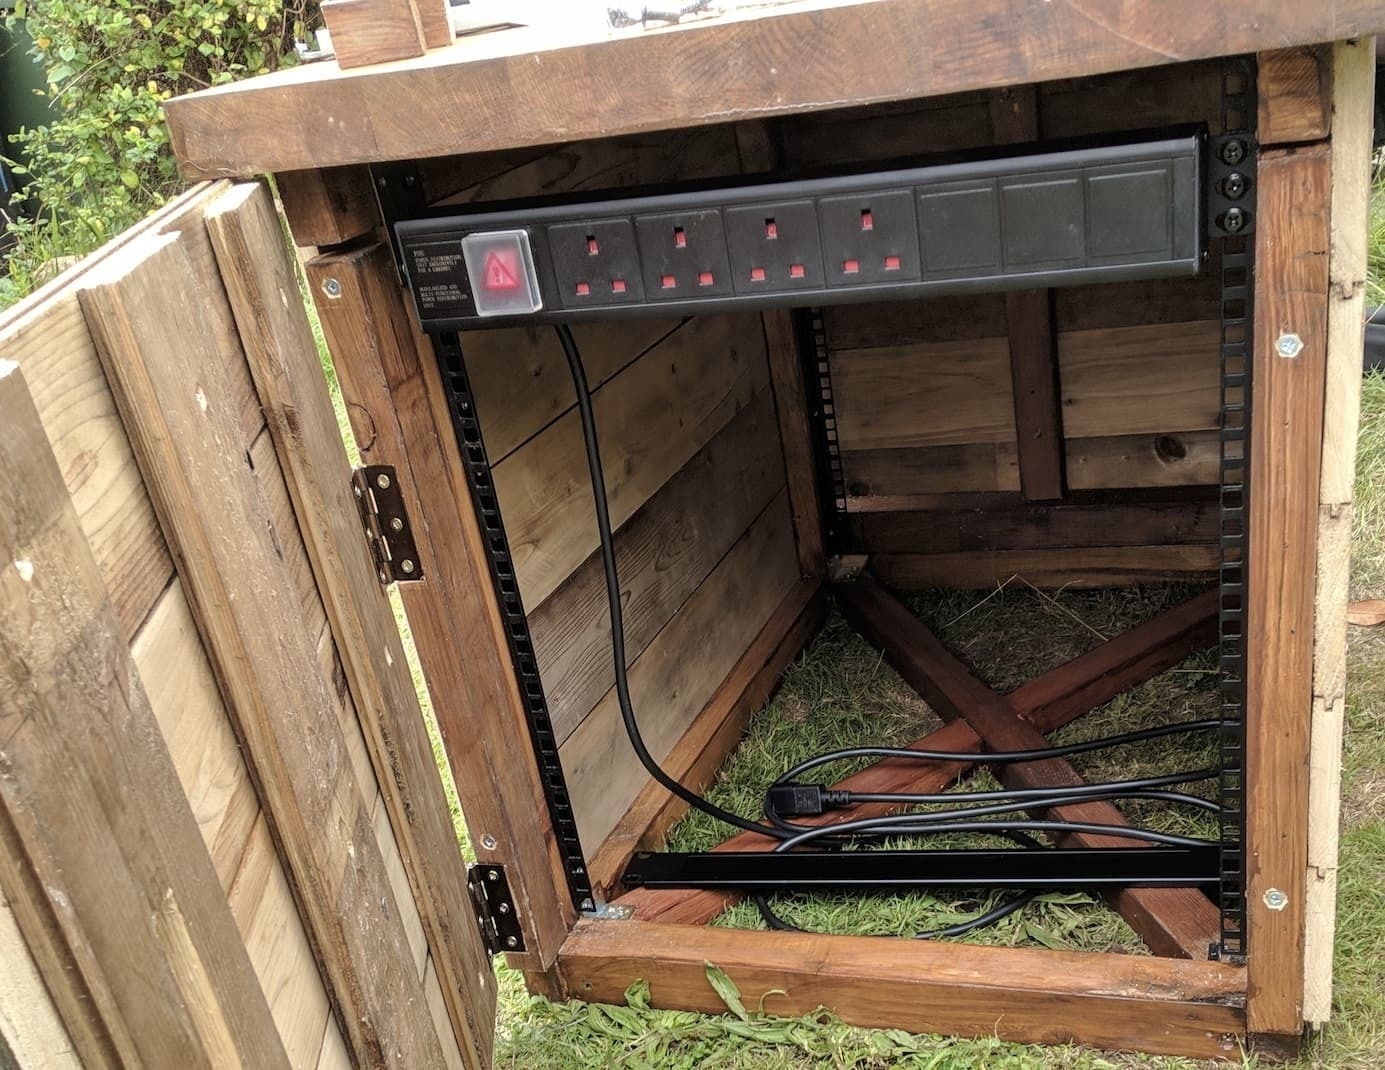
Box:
483 250 521 291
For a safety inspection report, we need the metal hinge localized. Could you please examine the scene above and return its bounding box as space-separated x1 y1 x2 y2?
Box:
351 465 424 584
467 864 526 957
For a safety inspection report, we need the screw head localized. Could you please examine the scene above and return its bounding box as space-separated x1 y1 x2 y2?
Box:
487 869 499 882
375 472 391 490
389 516 404 532
399 559 415 575
504 936 518 949
1222 207 1246 234
480 835 497 850
1221 139 1247 166
1224 172 1248 199
322 277 342 298
1276 333 1304 358
1263 888 1289 911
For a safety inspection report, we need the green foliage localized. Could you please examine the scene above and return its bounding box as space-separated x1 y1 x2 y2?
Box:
2 0 312 293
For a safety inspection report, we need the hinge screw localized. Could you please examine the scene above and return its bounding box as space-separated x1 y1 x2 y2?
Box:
1221 139 1247 166
1276 333 1304 358
399 559 416 575
322 277 343 299
1223 172 1248 199
376 472 392 490
505 936 518 949
1263 888 1289 911
488 869 500 881
1222 207 1246 234
498 902 510 914
389 516 404 532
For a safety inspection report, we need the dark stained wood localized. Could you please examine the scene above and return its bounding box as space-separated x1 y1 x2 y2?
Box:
274 167 379 247
616 588 1219 926
81 229 450 1069
762 308 826 578
1245 144 1332 1038
164 2 1385 178
837 577 1221 959
871 545 1221 590
1258 46 1334 146
0 362 291 1070
586 579 824 894
848 496 1218 554
206 183 495 1069
319 0 427 70
556 920 1245 1060
1005 289 1066 500
303 241 576 971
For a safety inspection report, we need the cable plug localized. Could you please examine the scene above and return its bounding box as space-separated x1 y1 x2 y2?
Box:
768 784 852 817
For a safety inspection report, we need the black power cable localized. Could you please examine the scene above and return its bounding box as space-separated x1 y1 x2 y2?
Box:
555 322 1221 938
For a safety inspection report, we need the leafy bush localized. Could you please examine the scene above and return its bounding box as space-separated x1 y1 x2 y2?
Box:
3 0 313 296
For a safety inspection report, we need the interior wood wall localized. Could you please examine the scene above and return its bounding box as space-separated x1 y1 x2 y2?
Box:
0 187 465 1070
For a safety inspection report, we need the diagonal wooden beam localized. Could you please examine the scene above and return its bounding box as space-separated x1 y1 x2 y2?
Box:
614 587 1218 932
838 576 1220 958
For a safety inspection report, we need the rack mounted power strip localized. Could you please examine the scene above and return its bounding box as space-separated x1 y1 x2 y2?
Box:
396 131 1205 331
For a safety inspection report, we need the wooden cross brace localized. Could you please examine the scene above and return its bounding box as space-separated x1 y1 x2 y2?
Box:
614 580 1221 959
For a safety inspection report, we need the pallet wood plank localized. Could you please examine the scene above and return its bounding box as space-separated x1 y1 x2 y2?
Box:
1006 289 1066 500
1305 36 1376 1027
496 312 769 610
838 577 1221 959
275 166 379 247
78 229 449 1069
320 0 427 70
763 308 827 577
207 181 496 1067
164 0 1385 177
304 240 576 970
1065 430 1222 490
561 492 800 853
1258 46 1333 146
1244 144 1331 1039
556 919 1244 1060
870 544 1220 589
587 579 824 894
0 360 291 1070
532 389 784 743
0 874 86 1068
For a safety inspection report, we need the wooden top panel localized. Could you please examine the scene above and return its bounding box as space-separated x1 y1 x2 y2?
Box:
164 0 1385 179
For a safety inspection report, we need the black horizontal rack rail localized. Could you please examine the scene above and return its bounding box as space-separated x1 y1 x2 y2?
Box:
382 91 1250 946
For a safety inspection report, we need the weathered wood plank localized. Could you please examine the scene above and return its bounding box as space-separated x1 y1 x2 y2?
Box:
1006 289 1065 500
587 579 824 894
320 0 427 70
560 492 799 853
304 240 576 969
848 497 1219 554
1244 143 1332 1039
78 229 448 1069
1258 46 1334 146
842 443 1020 505
208 182 495 1067
532 389 784 743
275 166 379 247
1305 36 1376 1028
0 360 291 1070
164 0 1385 177
556 920 1244 1060
1065 430 1222 491
763 309 826 577
496 312 769 610
871 545 1220 589
0 887 82 1069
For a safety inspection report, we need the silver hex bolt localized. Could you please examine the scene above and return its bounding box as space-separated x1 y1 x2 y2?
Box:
1263 888 1289 911
322 277 343 299
1276 333 1304 358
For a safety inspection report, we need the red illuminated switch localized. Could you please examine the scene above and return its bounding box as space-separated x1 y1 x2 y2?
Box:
461 230 543 316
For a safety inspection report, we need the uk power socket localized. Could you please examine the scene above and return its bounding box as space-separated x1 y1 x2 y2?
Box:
724 199 825 294
548 218 645 308
635 210 733 300
818 188 921 287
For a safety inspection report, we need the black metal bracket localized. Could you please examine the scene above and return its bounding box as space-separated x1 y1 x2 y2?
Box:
795 306 849 555
370 161 428 282
351 465 424 584
467 864 526 956
623 847 1221 894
